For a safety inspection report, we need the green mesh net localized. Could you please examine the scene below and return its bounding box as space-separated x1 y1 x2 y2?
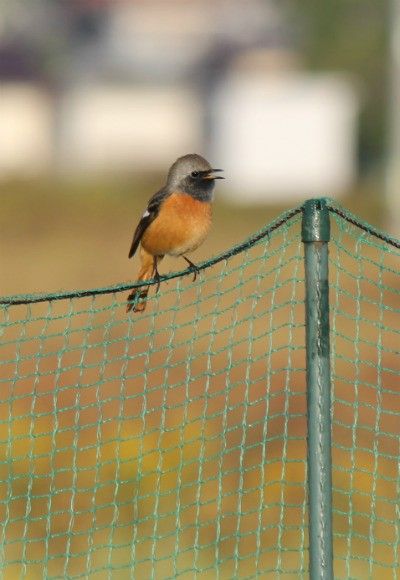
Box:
328 206 400 579
0 201 398 579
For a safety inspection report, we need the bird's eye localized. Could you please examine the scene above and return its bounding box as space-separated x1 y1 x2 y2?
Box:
191 171 199 178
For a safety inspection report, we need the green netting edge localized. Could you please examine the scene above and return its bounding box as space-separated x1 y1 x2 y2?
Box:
326 200 400 250
0 204 303 306
1 197 399 307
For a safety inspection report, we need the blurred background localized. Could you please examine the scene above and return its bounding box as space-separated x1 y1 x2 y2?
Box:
0 0 398 296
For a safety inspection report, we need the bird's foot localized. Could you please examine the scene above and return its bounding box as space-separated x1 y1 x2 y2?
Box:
153 261 162 293
154 271 162 293
182 256 200 282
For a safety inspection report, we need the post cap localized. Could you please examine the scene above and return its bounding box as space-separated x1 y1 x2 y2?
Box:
302 199 331 242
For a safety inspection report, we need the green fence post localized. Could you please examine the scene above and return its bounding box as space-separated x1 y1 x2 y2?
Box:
302 199 334 580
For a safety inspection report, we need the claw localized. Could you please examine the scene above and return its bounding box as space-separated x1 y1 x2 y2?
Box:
154 270 161 293
182 256 200 282
153 257 162 293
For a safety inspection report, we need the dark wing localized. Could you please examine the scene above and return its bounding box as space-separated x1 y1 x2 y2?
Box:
128 213 154 259
128 188 168 259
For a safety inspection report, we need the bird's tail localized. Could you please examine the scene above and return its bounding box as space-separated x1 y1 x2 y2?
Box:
126 249 160 313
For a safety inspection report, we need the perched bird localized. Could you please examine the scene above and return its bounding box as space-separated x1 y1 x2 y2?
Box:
126 153 223 313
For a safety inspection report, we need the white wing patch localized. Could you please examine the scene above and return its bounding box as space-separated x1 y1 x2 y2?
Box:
142 210 150 218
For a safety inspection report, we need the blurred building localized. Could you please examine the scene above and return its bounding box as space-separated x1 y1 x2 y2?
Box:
0 84 53 174
0 0 359 200
212 65 358 200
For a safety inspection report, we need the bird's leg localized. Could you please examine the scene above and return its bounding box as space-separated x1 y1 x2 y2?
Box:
182 255 200 282
153 257 162 293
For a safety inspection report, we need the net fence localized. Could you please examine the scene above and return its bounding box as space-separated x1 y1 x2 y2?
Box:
0 200 398 579
328 206 399 579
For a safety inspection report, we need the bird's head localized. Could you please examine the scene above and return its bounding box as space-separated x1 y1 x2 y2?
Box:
167 153 224 201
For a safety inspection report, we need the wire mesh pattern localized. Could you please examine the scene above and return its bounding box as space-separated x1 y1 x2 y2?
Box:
0 201 398 579
0 209 307 579
329 208 400 579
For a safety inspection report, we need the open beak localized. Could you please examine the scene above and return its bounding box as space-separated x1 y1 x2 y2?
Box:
203 168 224 180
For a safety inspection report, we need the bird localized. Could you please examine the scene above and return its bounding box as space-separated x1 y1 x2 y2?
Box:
126 153 224 313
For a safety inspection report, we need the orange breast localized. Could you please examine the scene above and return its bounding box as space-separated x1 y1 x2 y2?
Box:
141 192 212 257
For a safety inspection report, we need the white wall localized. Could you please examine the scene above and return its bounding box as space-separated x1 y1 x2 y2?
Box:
0 73 359 204
0 84 53 175
59 86 202 172
212 72 359 201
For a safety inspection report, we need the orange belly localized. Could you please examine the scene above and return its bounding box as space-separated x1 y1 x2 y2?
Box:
141 192 212 257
